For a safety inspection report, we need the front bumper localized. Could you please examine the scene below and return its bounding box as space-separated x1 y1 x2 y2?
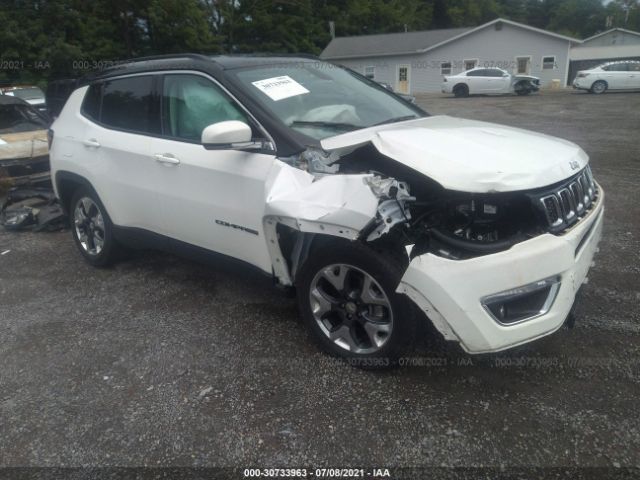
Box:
573 78 589 90
397 185 604 354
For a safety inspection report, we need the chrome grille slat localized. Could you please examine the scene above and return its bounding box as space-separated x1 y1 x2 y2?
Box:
536 167 597 233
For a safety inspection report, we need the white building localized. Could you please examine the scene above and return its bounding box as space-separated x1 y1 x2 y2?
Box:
320 18 581 93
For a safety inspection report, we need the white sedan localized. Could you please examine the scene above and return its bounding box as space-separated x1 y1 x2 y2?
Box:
573 61 640 94
442 67 540 97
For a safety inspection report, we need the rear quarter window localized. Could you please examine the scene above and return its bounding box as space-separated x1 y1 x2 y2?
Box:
81 83 102 121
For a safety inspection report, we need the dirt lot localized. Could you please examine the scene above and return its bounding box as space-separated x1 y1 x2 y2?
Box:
1 90 639 477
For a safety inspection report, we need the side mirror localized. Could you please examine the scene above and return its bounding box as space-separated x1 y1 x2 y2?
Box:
201 120 260 150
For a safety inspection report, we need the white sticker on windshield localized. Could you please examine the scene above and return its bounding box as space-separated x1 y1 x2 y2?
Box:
0 139 6 145
252 75 309 101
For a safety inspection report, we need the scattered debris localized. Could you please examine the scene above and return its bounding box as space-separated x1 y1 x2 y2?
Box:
197 386 213 400
0 186 66 232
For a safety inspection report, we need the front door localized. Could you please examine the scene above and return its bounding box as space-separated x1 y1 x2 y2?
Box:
602 63 628 89
148 72 276 272
397 65 410 94
626 62 640 89
516 57 531 75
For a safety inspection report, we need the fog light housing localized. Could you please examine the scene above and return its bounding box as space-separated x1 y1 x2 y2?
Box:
481 276 561 325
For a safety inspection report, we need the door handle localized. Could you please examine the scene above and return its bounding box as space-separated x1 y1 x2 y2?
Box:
83 138 101 148
154 153 180 165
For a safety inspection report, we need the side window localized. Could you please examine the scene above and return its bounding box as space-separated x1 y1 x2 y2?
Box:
101 75 159 134
486 69 504 77
603 63 628 72
162 74 249 142
81 83 102 122
467 69 486 77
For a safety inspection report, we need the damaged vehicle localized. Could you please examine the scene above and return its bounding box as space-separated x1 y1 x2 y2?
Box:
0 95 51 191
49 55 604 365
442 67 540 97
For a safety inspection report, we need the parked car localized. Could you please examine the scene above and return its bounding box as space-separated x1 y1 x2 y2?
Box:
45 79 78 118
0 95 51 189
1 85 47 113
376 81 416 104
573 60 640 94
49 54 603 366
442 67 540 97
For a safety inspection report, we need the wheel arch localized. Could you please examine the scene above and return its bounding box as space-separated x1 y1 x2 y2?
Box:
453 83 469 93
55 171 97 214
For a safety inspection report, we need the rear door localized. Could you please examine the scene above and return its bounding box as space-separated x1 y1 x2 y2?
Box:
81 74 165 232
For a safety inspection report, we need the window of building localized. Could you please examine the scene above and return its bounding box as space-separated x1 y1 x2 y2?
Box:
364 66 375 79
441 62 452 75
542 56 556 70
464 59 478 71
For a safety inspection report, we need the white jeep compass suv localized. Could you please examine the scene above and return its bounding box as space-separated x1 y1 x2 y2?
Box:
49 54 604 366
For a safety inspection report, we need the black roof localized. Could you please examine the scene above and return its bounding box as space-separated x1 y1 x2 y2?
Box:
79 53 321 85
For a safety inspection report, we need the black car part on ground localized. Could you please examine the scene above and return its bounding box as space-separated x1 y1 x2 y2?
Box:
0 186 66 231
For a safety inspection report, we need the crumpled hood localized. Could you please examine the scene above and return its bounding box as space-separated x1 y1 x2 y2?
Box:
321 116 588 193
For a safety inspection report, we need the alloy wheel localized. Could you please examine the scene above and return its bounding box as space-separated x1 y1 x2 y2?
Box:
74 197 105 256
309 264 393 354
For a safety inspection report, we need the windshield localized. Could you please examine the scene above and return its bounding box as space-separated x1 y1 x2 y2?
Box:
0 104 47 133
8 87 45 101
232 62 424 140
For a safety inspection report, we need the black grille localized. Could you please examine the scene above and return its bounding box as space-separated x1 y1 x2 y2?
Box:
537 167 598 233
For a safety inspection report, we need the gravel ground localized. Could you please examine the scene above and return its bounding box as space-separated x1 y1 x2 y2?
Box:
0 90 639 478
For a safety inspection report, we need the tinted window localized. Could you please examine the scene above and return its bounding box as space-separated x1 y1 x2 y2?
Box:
603 63 628 72
162 74 248 142
101 76 158 134
81 83 102 121
630 63 640 72
467 70 487 77
486 69 504 77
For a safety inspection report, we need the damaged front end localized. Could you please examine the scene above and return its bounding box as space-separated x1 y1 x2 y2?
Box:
267 125 577 286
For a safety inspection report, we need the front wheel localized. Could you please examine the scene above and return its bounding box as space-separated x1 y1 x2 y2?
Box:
296 241 416 368
591 80 607 94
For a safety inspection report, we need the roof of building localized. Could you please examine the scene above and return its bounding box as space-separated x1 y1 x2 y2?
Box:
320 18 582 60
570 43 640 61
320 27 471 60
581 27 640 43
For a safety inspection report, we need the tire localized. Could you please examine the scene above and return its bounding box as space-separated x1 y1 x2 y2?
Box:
70 187 121 267
296 240 417 369
591 80 607 94
453 84 469 98
514 81 531 96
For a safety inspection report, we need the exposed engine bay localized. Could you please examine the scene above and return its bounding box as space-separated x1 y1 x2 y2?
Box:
279 143 548 263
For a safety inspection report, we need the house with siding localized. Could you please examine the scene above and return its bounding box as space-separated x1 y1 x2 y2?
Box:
320 18 581 93
568 28 640 83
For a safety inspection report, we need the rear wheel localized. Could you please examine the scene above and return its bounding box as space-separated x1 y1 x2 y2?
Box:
591 80 607 94
296 241 416 368
453 84 469 98
70 187 120 267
